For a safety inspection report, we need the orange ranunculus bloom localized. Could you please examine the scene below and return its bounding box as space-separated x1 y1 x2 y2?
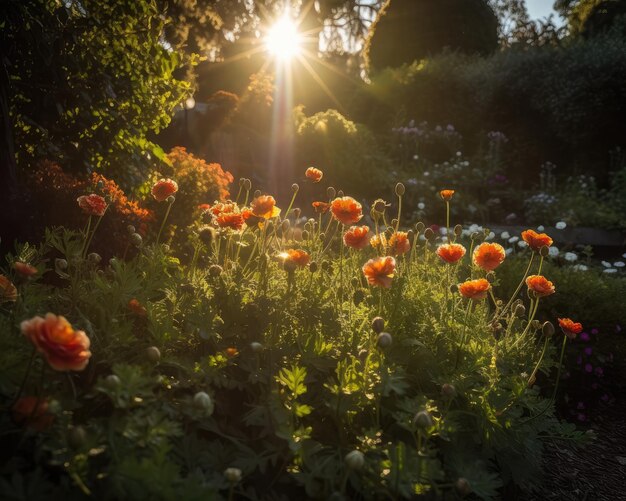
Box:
331 196 362 225
21 313 92 371
251 195 280 219
526 275 555 297
0 275 18 303
458 278 490 300
216 212 245 230
521 229 553 252
305 167 323 183
77 194 107 216
344 226 370 249
281 249 311 269
558 318 583 339
14 262 38 278
312 201 330 214
436 243 466 264
472 242 506 271
370 233 387 252
128 298 147 317
12 396 54 431
362 256 396 288
389 232 411 256
439 190 455 201
151 178 178 202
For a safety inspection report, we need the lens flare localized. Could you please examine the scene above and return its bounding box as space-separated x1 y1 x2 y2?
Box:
265 17 301 60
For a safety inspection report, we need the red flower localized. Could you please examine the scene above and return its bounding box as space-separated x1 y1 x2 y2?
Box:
436 243 466 264
521 230 553 252
305 167 323 183
458 279 490 300
197 203 211 211
439 190 455 201
343 226 370 250
151 179 178 202
21 313 92 371
558 318 583 339
225 347 239 358
362 256 396 288
14 262 38 277
472 242 506 271
12 396 54 431
0 275 18 303
77 194 107 216
282 249 311 268
128 298 147 317
331 197 362 225
389 232 411 256
216 212 245 230
251 195 280 219
526 275 555 298
312 201 330 214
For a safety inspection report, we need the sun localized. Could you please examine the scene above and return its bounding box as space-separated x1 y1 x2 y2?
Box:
265 16 302 60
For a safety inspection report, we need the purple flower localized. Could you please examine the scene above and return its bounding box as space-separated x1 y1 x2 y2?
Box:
591 328 599 335
584 347 593 356
580 332 590 342
595 367 604 377
584 363 593 373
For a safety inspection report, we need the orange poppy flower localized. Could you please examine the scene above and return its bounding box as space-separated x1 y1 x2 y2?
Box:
216 212 245 230
331 196 362 225
521 230 553 252
12 396 54 431
0 275 18 303
225 347 239 358
312 201 330 214
458 278 490 300
77 194 107 216
251 195 280 219
389 232 411 256
439 190 455 201
343 226 370 249
526 275 555 297
370 233 387 252
14 262 38 278
128 298 147 317
151 178 178 202
281 249 311 270
305 167 323 183
197 203 211 211
362 256 396 288
472 242 506 271
436 243 466 264
21 313 91 371
558 318 583 339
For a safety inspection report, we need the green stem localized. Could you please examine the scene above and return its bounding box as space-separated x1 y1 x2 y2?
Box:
454 301 472 370
497 252 535 321
527 335 550 387
156 199 174 245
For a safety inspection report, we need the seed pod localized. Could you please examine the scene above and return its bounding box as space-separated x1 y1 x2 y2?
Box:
337 190 344 197
319 232 326 241
193 391 214 415
131 233 143 246
198 227 214 246
127 224 136 235
424 228 435 241
104 374 121 390
344 450 365 470
209 264 223 277
454 224 463 236
358 349 368 361
441 383 456 398
292 183 299 193
327 186 336 199
531 319 541 330
395 182 405 196
283 259 297 273
293 208 301 219
391 218 398 227
67 426 87 449
415 222 425 233
540 245 550 257
254 189 261 198
87 252 101 264
321 260 331 272
309 261 318 273
373 200 386 213
413 410 433 429
542 321 555 337
514 304 526 317
55 258 68 270
146 346 161 363
302 230 309 240
243 178 252 191
224 467 242 484
449 284 459 293
238 178 245 187
486 271 496 283
353 289 365 305
250 341 264 353
407 229 415 242
377 332 392 349
455 478 471 497
166 195 175 204
350 277 360 288
470 231 480 240
281 219 290 233
371 317 385 333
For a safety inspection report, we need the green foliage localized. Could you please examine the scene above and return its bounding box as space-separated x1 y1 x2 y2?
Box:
364 0 499 73
0 173 591 499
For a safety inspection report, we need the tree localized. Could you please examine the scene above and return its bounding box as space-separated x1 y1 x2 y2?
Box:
363 0 499 74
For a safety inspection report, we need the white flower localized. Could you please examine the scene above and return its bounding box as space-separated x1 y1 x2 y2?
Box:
614 261 625 268
456 151 462 157
604 268 618 274
555 221 567 230
518 241 528 248
413 155 419 160
423 171 430 177
468 204 477 214
441 236 449 243
508 236 519 243
500 231 510 240
564 252 578 262
572 264 588 272
417 202 425 210
486 231 495 240
548 246 559 257
537 225 545 232
440 227 448 235
418 234 426 241
506 248 514 256
622 253 626 259
601 261 612 268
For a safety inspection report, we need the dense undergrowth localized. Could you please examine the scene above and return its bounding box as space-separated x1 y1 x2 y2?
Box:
0 174 590 500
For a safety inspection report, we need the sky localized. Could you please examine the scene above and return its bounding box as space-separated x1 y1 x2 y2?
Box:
526 0 562 21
